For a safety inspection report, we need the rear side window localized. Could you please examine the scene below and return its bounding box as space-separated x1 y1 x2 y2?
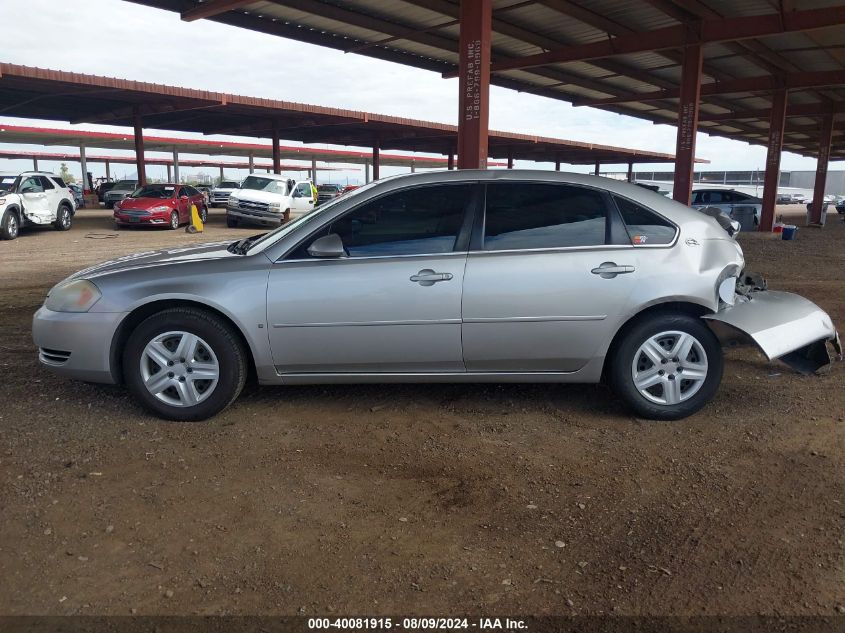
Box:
52 177 67 188
326 184 472 257
38 176 55 190
483 183 607 250
613 196 676 246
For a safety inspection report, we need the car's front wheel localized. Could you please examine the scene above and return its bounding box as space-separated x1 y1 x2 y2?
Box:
123 308 248 421
609 313 723 420
200 205 209 224
169 210 180 230
1 210 19 240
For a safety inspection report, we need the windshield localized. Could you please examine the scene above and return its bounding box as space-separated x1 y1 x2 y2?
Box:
115 180 136 189
218 181 240 188
0 176 18 193
130 184 176 199
317 184 341 192
242 178 384 254
239 176 288 195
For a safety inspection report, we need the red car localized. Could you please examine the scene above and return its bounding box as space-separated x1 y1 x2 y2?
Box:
114 184 208 229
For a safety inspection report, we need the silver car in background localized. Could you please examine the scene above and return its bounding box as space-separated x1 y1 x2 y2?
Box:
32 170 840 421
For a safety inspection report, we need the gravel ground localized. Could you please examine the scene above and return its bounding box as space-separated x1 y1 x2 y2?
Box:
0 205 844 616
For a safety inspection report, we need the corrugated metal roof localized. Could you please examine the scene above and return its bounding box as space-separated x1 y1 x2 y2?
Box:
120 0 845 159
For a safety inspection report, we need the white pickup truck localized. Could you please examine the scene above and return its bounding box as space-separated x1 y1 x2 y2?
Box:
225 174 315 228
0 171 76 240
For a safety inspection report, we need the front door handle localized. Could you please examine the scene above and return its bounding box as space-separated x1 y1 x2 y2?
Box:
410 269 453 286
591 262 635 279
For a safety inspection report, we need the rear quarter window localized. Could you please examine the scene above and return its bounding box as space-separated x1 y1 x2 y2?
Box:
613 196 677 246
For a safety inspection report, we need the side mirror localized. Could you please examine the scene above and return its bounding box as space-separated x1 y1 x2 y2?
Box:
180 195 189 201
307 233 347 258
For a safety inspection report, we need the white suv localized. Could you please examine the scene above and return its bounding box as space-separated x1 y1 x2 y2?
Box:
0 171 76 240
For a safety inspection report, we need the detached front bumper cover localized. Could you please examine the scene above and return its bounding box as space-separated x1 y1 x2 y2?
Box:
704 290 842 375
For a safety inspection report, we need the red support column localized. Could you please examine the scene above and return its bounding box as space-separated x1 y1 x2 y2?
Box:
133 107 146 186
760 89 788 232
272 121 281 174
457 0 492 169
672 44 703 206
627 161 634 182
809 114 835 225
507 148 514 169
372 139 380 180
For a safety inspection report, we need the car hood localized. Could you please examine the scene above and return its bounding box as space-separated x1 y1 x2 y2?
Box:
67 241 239 281
233 190 290 203
118 198 175 210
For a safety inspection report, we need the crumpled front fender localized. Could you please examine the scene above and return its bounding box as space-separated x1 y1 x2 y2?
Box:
703 290 842 374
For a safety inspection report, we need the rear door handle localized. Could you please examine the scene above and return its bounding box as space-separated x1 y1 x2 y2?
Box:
410 269 453 286
591 262 635 279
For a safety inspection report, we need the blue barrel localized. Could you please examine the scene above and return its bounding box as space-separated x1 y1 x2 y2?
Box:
782 225 798 240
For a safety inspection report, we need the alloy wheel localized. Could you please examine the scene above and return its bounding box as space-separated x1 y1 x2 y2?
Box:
8 215 18 238
631 330 708 406
140 331 220 407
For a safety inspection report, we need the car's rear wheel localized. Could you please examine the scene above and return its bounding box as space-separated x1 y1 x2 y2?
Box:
54 205 72 231
1 211 19 240
609 313 723 420
226 215 238 228
123 308 248 421
169 210 179 230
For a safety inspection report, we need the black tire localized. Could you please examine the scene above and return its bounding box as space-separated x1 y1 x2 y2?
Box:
169 210 180 230
123 308 248 421
608 312 723 421
54 205 72 231
1 210 19 240
200 205 209 224
226 214 238 228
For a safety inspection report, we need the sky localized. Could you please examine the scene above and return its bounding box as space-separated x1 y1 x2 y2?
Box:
0 0 827 184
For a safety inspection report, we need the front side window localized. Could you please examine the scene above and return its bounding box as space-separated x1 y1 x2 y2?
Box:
483 183 608 251
295 183 312 198
324 184 472 258
613 195 676 246
19 176 44 194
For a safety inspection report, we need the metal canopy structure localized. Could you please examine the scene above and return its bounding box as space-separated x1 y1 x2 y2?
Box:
0 124 448 168
0 63 681 171
124 0 845 231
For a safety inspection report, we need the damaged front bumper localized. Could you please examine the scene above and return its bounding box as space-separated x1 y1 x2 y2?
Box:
704 290 842 374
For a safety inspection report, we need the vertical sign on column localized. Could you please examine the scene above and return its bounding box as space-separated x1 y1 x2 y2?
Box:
457 0 491 170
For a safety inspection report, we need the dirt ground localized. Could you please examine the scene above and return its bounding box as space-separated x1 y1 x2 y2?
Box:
1 204 844 617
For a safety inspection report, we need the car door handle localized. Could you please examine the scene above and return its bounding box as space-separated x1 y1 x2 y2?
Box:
591 262 635 279
410 269 453 286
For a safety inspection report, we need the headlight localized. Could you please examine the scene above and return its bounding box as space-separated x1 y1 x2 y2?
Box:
150 205 171 212
228 196 239 206
45 279 102 313
268 202 282 212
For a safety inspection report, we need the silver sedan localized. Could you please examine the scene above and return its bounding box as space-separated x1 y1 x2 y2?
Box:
32 170 840 421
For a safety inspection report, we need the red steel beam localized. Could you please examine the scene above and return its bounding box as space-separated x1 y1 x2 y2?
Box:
698 103 845 122
456 0 492 169
672 44 702 206
272 120 281 174
760 90 788 232
181 0 256 22
133 106 146 186
809 115 835 225
483 4 845 73
372 139 380 180
573 70 845 107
